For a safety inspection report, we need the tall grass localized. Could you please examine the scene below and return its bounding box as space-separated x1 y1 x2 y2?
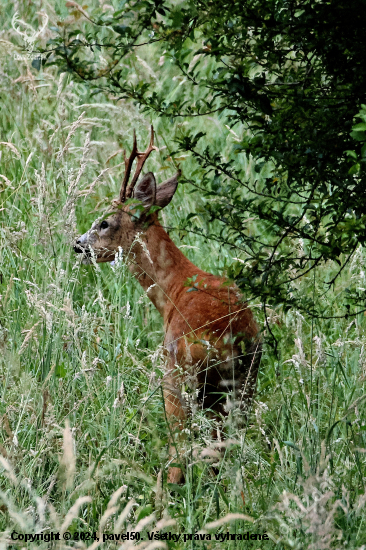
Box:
0 2 366 548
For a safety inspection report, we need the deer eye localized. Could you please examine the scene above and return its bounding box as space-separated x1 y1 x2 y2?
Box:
100 221 109 230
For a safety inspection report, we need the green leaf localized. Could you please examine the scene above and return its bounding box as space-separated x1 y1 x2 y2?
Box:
345 150 357 159
350 130 366 141
352 122 366 131
136 505 152 522
113 24 128 35
283 441 300 451
348 163 360 175
55 363 67 378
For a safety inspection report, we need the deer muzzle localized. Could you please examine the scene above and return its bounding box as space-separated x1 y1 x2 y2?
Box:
74 231 94 263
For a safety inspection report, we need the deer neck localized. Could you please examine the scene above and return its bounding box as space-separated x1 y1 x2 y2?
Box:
128 218 200 318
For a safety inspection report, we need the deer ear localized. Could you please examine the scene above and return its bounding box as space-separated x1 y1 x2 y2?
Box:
134 172 156 209
155 171 180 208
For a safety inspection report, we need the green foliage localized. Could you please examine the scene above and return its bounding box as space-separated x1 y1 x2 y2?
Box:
45 0 366 320
347 105 366 175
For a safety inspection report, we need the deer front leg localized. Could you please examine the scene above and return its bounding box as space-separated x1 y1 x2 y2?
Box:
163 372 187 484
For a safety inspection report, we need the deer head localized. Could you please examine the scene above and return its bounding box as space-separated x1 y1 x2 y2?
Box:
74 126 180 263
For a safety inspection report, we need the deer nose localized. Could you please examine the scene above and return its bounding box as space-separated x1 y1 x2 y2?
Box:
73 240 84 253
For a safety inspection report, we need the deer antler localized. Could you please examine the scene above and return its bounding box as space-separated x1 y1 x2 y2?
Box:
120 131 138 203
119 126 157 203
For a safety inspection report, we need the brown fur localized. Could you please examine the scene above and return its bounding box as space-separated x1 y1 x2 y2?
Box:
75 172 261 484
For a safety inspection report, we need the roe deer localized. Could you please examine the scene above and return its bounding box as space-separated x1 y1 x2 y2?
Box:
74 126 262 484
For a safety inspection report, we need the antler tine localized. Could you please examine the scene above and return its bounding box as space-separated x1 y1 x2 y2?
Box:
125 125 158 199
119 130 138 203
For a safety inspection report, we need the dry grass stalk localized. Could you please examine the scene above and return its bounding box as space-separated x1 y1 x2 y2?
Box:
0 174 13 188
18 320 41 355
203 512 254 531
60 496 92 535
56 111 86 161
0 142 20 159
1 414 14 441
0 456 17 486
60 420 76 491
